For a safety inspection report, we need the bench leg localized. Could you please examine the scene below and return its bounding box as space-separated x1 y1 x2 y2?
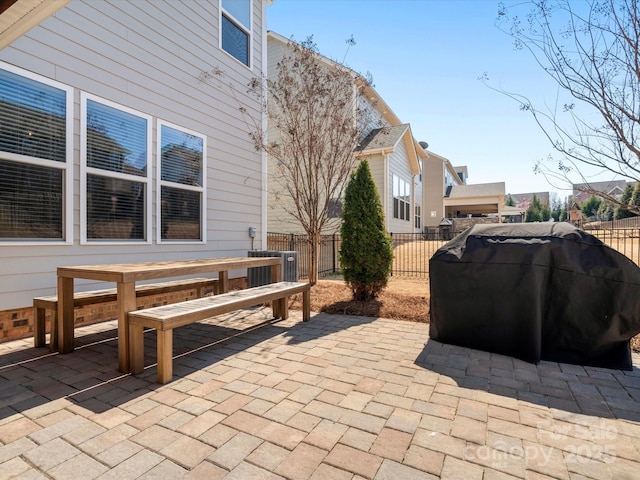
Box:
280 297 289 320
129 322 145 375
219 271 229 293
302 288 311 322
157 329 173 384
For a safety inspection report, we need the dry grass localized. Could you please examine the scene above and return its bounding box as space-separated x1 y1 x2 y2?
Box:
290 277 429 323
289 276 640 354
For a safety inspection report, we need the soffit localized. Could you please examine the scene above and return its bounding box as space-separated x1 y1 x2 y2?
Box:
0 0 69 50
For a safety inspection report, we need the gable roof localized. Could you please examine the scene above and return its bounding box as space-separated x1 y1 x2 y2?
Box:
0 0 69 49
358 124 409 151
358 123 423 175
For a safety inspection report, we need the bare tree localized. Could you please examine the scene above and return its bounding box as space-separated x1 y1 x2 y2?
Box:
248 37 377 285
491 0 640 212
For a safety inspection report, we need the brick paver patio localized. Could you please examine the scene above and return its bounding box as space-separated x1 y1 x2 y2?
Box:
1 307 639 479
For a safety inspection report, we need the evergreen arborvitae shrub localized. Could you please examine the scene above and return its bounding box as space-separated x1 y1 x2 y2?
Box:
340 160 393 301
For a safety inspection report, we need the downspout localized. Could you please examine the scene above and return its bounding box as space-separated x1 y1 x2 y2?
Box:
260 0 269 249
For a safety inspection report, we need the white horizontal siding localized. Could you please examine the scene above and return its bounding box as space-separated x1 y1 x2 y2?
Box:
0 0 267 309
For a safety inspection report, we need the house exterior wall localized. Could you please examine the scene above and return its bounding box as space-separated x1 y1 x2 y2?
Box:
265 34 347 235
0 0 267 312
386 139 417 233
357 94 390 137
265 33 381 236
423 154 445 227
413 159 423 233
367 153 386 199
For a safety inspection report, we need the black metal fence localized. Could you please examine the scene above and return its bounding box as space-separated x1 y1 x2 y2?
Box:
268 227 640 279
267 233 342 279
267 231 453 279
585 228 640 265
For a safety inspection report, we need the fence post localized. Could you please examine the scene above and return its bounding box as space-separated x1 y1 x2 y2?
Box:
332 234 336 274
289 233 295 252
390 232 393 277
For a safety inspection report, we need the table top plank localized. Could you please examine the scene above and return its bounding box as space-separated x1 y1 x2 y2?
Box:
57 257 282 282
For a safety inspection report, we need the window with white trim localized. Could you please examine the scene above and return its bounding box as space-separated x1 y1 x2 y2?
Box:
157 121 206 242
0 63 72 242
415 206 421 229
81 94 151 242
221 0 251 67
392 174 411 221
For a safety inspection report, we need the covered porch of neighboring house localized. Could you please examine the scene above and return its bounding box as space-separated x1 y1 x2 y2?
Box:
443 182 507 221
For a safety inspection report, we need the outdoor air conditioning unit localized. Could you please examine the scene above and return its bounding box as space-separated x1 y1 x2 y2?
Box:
247 250 298 287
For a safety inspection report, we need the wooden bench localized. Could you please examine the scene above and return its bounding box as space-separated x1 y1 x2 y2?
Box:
128 281 311 383
33 277 219 351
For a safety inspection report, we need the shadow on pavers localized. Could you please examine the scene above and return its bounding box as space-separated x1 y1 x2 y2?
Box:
416 339 640 423
0 307 302 421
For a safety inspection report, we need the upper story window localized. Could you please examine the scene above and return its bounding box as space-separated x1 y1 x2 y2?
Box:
221 0 251 67
157 121 206 242
0 63 72 243
444 169 458 191
393 174 411 221
81 93 151 243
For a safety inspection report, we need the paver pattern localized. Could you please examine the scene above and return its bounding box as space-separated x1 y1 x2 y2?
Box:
1 307 639 479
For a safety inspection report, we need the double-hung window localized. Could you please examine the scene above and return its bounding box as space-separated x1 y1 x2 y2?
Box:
220 0 251 67
81 93 151 243
157 121 206 242
392 174 411 221
0 63 72 243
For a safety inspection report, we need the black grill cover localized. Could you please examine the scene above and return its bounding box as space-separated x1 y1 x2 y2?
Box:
429 223 640 370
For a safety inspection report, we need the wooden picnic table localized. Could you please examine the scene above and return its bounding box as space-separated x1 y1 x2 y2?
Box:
57 256 282 373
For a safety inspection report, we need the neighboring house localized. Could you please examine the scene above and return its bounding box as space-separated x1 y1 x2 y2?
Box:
573 180 628 205
356 123 424 234
266 31 426 235
0 1 269 326
422 150 461 227
508 192 550 211
422 150 509 227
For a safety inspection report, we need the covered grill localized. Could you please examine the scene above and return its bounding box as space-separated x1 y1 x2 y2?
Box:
429 223 640 369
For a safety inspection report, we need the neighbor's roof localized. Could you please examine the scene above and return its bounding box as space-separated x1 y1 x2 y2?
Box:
501 205 527 215
448 182 505 198
358 124 409 151
357 124 422 175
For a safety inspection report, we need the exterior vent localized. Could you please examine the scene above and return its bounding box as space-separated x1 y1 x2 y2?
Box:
247 250 298 287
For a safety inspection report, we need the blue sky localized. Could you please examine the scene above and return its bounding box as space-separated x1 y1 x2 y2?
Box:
266 0 599 200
